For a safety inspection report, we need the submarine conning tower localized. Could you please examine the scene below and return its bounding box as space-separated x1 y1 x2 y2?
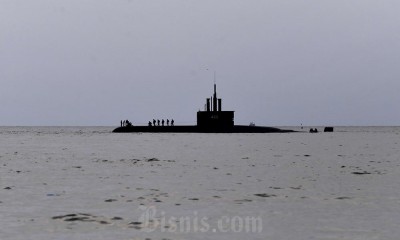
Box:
197 84 234 128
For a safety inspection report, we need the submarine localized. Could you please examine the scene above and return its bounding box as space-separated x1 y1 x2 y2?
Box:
113 84 294 133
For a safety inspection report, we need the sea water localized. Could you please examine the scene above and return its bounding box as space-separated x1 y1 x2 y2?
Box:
0 126 399 240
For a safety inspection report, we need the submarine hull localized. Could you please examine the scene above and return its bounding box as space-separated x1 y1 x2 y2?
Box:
112 125 295 133
113 84 296 134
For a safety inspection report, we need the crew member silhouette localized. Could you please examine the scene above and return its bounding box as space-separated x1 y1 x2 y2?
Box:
157 119 160 126
167 119 170 126
171 119 174 126
162 119 165 126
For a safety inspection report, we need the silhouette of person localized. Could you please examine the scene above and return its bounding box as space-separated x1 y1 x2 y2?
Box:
157 119 160 126
162 119 165 126
153 119 156 126
167 119 170 126
148 121 152 126
120 120 123 127
171 119 174 126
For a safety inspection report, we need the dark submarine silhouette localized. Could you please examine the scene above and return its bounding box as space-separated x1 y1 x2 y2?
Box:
113 84 294 133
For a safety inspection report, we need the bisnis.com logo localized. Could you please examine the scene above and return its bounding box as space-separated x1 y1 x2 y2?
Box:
138 206 263 233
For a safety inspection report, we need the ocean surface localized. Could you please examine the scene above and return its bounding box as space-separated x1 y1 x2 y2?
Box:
1 126 399 240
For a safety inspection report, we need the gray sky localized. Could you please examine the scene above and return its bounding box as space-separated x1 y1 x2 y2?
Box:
1 0 400 126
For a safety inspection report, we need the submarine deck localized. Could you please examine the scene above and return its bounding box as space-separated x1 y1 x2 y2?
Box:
112 125 295 133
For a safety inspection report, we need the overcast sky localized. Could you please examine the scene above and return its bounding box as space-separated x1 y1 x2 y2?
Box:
1 0 399 126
